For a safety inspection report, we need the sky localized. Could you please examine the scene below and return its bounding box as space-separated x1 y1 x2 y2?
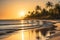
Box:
0 0 60 19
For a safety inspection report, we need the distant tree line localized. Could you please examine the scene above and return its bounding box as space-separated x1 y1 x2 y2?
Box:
26 1 60 19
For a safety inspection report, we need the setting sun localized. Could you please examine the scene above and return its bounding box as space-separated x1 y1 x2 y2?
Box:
18 10 27 19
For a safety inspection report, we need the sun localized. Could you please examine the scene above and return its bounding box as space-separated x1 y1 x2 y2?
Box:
18 10 27 19
20 11 26 17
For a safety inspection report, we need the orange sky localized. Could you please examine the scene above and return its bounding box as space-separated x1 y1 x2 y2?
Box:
0 0 59 19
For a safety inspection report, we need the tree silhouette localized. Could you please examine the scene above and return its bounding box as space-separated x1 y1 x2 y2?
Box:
53 3 60 19
35 5 41 18
35 5 41 10
54 3 60 12
41 8 48 19
46 1 53 8
35 5 41 14
26 2 60 19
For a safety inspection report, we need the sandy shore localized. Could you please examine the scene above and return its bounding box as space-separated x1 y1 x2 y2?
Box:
49 32 60 40
49 23 60 40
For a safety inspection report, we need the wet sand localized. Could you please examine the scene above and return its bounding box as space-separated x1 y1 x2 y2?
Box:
49 23 60 40
49 32 60 40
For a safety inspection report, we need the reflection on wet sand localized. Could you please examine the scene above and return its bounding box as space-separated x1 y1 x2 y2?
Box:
0 20 60 40
0 29 54 40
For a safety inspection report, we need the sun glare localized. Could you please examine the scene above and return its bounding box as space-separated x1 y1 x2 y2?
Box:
18 10 27 19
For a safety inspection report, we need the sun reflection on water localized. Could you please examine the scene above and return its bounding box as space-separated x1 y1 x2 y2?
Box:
21 30 24 40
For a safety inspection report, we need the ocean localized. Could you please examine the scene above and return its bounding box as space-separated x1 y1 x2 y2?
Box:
0 20 60 40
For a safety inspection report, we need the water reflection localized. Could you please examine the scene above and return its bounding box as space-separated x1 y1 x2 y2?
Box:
0 20 59 40
21 30 24 40
1 29 50 40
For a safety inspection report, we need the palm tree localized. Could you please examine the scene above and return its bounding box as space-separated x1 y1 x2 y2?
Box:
41 8 48 19
46 1 53 19
35 5 41 18
35 5 41 10
54 3 60 11
48 8 54 18
46 1 53 10
35 5 41 13
54 3 60 19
